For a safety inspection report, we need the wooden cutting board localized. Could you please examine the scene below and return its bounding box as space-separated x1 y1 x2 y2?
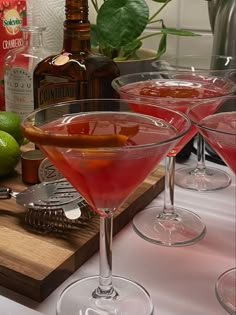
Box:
0 163 165 302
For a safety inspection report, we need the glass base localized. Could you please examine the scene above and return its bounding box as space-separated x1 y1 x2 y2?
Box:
215 268 236 315
175 166 232 191
132 207 206 246
57 275 154 315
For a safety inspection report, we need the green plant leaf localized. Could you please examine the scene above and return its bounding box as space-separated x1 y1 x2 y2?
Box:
115 39 143 60
91 24 115 58
156 33 167 59
122 39 142 54
97 0 149 48
161 28 200 36
91 24 100 47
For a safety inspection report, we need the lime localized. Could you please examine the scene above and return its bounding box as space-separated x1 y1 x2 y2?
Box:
0 130 20 177
0 111 24 145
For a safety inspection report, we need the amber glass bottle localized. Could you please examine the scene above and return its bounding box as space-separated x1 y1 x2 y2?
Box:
33 0 120 109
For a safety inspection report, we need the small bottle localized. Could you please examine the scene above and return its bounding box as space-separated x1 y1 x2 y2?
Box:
4 26 50 119
33 0 120 109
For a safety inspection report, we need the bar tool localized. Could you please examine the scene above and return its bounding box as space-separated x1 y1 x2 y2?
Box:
0 179 95 232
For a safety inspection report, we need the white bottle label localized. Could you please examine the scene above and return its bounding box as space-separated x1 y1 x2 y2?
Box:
4 67 34 120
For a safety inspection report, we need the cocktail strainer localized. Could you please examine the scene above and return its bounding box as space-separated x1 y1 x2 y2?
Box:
0 179 95 232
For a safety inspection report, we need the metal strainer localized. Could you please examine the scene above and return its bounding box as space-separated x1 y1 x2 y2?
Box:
0 179 95 232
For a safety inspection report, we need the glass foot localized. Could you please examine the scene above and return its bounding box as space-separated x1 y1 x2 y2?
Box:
175 166 232 191
57 275 154 315
215 268 236 315
132 207 206 246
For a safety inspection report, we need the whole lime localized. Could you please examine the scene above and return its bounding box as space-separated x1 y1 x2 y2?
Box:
0 130 20 177
0 111 24 145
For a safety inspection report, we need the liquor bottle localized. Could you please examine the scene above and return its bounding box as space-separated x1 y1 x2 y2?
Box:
33 0 120 109
4 26 50 119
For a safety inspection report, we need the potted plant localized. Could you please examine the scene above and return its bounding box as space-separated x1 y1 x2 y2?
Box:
90 0 199 62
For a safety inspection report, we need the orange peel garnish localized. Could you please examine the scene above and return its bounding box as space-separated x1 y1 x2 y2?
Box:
22 124 128 148
119 125 139 137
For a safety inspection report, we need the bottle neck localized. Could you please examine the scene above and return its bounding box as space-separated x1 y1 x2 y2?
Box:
22 26 46 48
63 0 91 52
65 0 89 21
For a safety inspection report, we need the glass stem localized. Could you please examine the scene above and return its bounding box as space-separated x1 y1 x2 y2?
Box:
195 133 207 173
162 155 177 218
92 213 118 298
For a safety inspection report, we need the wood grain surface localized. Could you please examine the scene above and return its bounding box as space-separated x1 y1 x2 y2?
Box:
0 163 165 301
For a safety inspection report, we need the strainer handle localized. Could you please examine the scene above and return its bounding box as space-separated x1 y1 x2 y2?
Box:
0 187 12 199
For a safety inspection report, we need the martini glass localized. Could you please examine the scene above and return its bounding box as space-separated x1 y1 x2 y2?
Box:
187 95 236 315
21 98 191 315
112 71 236 246
152 55 236 191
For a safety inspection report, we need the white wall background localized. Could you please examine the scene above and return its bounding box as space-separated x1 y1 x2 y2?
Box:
26 0 213 57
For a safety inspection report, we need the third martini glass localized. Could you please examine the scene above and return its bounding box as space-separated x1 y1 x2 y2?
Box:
152 54 236 191
187 95 236 315
112 71 235 246
21 98 190 315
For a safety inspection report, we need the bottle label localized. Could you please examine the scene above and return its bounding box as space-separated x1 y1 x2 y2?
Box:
37 76 87 107
38 158 64 182
4 67 33 120
53 53 70 66
3 8 22 35
0 0 27 111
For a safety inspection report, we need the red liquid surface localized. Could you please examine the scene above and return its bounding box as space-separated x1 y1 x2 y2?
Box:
199 112 236 173
119 80 230 154
35 113 179 214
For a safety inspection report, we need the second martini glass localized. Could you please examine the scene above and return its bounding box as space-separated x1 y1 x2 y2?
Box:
21 99 190 315
112 71 235 246
152 54 236 191
187 96 236 315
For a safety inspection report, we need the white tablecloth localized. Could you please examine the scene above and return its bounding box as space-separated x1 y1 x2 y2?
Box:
0 156 235 315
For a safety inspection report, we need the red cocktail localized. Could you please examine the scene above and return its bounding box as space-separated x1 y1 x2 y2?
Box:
197 112 235 171
22 99 190 315
114 74 232 154
112 71 235 246
31 111 180 214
